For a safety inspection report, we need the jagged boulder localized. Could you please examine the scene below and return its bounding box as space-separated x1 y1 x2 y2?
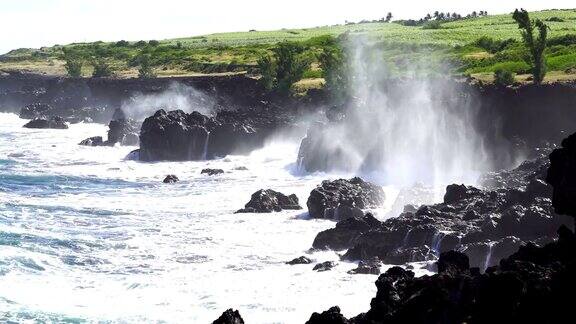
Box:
201 168 224 176
23 116 68 129
307 177 385 220
79 136 104 146
107 118 139 146
313 261 337 272
311 154 572 268
286 256 313 265
306 306 350 324
312 213 381 250
347 258 382 275
546 132 576 217
139 109 211 161
163 175 179 184
212 309 244 324
139 109 285 162
236 189 301 213
341 226 576 324
437 251 469 275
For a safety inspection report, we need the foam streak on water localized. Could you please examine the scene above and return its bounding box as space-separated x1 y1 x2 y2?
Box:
0 113 399 323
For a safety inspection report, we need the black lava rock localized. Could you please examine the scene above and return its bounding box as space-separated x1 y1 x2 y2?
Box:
212 309 244 324
163 175 179 184
23 116 68 129
236 189 302 213
307 177 385 220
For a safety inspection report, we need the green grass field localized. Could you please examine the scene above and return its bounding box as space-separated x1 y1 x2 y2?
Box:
1 9 576 83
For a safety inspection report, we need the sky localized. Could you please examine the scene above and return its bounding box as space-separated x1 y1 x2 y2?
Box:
0 0 574 54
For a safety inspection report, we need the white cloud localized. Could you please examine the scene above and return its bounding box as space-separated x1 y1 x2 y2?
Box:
0 0 573 53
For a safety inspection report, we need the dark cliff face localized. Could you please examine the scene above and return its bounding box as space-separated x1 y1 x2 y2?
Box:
297 80 576 173
0 73 272 122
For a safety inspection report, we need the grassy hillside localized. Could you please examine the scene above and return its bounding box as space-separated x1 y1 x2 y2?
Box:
1 9 576 83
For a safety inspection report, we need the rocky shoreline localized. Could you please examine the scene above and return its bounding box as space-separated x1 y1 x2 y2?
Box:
2 73 576 322
210 132 576 324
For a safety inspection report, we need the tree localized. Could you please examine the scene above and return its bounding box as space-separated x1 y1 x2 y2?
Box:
317 38 349 103
92 60 113 78
425 13 432 21
273 42 311 93
138 54 156 78
257 54 276 90
433 11 439 19
512 9 548 84
257 42 311 94
385 12 393 22
62 49 82 78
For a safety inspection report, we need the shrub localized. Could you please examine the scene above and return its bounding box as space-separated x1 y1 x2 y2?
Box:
64 58 82 77
547 34 576 47
272 42 311 93
138 55 156 78
257 55 276 90
317 39 349 103
545 17 564 22
257 42 311 94
475 36 517 53
512 9 548 84
149 40 160 46
92 60 113 77
494 69 515 86
422 20 442 30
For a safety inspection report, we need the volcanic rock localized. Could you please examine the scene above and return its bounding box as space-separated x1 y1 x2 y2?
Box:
312 154 572 268
286 256 313 265
201 168 224 176
306 306 350 324
212 309 244 324
23 116 68 129
546 132 576 217
307 177 385 220
236 189 301 213
163 175 179 183
347 258 382 275
79 136 104 146
313 261 337 272
139 109 289 161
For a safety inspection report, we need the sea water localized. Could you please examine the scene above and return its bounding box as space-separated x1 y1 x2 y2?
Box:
0 112 432 323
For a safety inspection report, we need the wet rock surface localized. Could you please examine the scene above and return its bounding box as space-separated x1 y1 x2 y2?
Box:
306 132 576 324
23 116 68 129
312 154 572 268
307 177 385 220
163 175 179 184
236 189 302 213
286 256 313 265
306 306 350 324
139 108 294 162
212 309 245 324
546 133 576 217
313 261 337 272
343 225 576 324
80 109 140 147
201 168 224 176
79 136 104 146
347 258 382 275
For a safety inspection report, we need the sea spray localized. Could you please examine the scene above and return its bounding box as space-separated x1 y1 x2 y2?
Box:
299 36 492 193
121 82 217 121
